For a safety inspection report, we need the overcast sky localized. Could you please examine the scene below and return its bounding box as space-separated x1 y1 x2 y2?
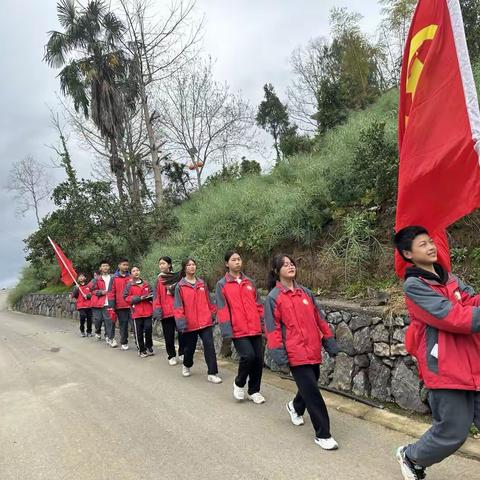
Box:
0 0 382 288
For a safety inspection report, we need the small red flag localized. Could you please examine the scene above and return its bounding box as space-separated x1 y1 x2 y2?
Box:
395 0 480 277
48 237 78 287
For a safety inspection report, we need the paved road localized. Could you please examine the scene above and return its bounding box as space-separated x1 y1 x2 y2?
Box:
0 305 478 480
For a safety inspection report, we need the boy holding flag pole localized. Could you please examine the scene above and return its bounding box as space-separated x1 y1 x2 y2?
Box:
394 1 480 478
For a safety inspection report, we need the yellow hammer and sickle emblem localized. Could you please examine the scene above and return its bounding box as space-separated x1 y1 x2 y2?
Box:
405 24 438 126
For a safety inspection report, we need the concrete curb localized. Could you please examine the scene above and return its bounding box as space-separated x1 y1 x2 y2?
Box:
154 336 479 461
213 356 480 462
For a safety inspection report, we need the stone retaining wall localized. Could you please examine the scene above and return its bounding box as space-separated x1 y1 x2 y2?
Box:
15 293 428 413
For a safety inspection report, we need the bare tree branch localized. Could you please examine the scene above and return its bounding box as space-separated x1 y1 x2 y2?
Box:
117 0 203 205
154 58 258 188
6 155 51 226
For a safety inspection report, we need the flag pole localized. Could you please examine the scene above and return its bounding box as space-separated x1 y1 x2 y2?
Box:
47 236 85 298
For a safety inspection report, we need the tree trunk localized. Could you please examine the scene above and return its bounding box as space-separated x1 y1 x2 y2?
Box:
120 132 142 211
140 85 164 206
109 139 125 201
195 166 202 188
32 192 41 226
273 130 281 164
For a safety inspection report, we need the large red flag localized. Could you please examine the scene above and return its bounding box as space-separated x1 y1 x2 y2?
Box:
48 237 78 287
395 0 480 277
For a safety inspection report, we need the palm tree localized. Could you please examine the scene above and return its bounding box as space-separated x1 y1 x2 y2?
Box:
44 0 130 199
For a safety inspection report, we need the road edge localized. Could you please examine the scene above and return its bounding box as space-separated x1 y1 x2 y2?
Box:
213 351 480 462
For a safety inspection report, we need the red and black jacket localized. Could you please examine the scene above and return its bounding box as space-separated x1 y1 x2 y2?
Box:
174 278 216 333
153 274 175 320
404 264 480 390
215 273 264 339
265 282 338 367
88 275 113 309
71 283 92 310
123 279 153 319
108 271 131 310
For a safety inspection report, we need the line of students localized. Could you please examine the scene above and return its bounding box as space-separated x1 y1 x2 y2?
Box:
70 228 480 475
71 250 341 450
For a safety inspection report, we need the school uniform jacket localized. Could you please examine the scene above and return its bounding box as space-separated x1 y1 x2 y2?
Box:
108 271 131 310
89 275 113 309
71 284 92 310
153 275 175 320
404 264 480 391
215 273 264 339
264 282 338 367
174 278 216 333
123 279 153 319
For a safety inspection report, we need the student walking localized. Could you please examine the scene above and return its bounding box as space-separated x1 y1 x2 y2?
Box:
89 260 115 346
394 226 480 480
264 254 340 450
174 258 222 383
108 258 132 351
71 273 93 337
124 266 154 358
216 250 265 403
153 256 185 365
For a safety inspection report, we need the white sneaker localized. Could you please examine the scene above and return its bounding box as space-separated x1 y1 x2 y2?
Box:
207 374 222 384
105 337 111 345
182 366 191 377
110 339 118 348
248 392 266 404
286 401 304 426
95 334 101 340
314 436 339 450
121 344 129 351
178 354 184 362
233 381 245 400
168 357 178 366
396 446 426 480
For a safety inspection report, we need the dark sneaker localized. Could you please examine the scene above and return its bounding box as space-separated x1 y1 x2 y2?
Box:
81 332 86 337
147 348 154 356
396 446 426 480
139 351 149 358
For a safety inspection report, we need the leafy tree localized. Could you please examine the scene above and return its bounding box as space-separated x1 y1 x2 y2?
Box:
239 157 261 176
44 0 131 199
288 8 383 135
379 0 416 50
378 0 418 86
279 126 314 158
330 8 382 109
461 0 480 63
162 159 193 205
326 121 398 207
256 83 290 162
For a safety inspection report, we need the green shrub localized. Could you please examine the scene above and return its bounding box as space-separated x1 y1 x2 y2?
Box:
322 91 398 207
8 265 43 306
326 210 385 283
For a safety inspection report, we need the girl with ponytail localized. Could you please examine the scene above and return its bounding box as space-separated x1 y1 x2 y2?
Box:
152 256 185 365
264 253 341 450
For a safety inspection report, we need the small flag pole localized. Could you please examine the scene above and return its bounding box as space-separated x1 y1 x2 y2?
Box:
47 236 85 298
